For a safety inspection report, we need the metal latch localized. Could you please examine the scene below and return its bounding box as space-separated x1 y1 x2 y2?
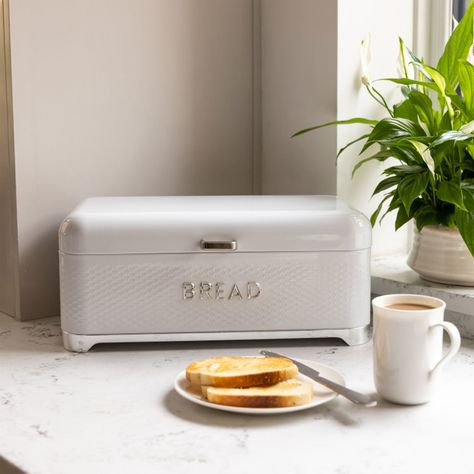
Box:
200 240 238 251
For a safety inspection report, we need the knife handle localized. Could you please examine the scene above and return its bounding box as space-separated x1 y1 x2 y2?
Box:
307 373 376 406
260 350 377 407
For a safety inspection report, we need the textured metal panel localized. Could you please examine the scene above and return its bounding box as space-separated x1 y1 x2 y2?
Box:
60 250 370 335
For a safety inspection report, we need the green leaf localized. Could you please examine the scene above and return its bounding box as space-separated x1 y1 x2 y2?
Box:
401 85 411 98
368 137 433 152
398 172 429 213
388 195 402 212
387 144 424 164
393 99 418 123
370 193 393 227
395 205 411 230
424 65 454 119
384 164 425 175
462 159 474 172
374 77 439 92
407 90 436 133
455 211 474 256
372 176 401 196
380 194 402 223
292 118 377 138
424 65 447 92
409 140 435 175
370 203 383 227
462 187 474 211
439 111 453 131
455 188 474 256
362 118 425 152
447 92 466 114
437 181 466 210
437 2 474 90
430 131 474 148
411 60 436 83
337 134 370 159
458 60 474 119
352 149 394 177
439 208 457 228
446 91 466 112
405 45 424 69
414 206 439 231
468 144 474 159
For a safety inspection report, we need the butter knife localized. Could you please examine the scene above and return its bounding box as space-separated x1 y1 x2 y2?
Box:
260 350 377 407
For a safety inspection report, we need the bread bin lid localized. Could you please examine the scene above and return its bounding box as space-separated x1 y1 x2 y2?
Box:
59 195 371 255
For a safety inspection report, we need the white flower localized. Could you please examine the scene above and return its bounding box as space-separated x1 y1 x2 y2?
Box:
360 33 372 86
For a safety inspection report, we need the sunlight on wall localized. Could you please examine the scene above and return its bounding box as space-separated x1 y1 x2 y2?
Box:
337 0 415 257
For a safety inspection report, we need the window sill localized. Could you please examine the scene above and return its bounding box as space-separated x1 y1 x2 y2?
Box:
371 255 474 340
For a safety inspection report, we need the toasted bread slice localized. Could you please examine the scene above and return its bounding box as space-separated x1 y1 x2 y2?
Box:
186 356 298 388
202 379 313 408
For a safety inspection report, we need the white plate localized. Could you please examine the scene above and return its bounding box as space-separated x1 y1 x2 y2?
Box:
174 358 345 415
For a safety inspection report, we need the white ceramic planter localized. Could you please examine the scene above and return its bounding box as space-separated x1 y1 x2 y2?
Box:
407 224 474 286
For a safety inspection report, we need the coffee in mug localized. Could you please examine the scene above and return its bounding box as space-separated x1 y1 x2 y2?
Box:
385 303 434 311
372 294 460 405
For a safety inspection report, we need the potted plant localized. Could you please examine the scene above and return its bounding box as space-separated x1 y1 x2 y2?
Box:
293 4 474 286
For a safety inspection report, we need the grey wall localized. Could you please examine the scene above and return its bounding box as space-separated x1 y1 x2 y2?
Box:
260 0 337 194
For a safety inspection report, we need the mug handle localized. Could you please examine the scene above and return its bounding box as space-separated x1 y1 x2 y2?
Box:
429 321 461 378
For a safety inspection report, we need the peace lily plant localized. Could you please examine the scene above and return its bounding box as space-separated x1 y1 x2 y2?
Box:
293 4 474 284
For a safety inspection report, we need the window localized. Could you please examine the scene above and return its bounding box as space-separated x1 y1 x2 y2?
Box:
453 0 470 21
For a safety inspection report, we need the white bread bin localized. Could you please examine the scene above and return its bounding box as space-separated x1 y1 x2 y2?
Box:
59 195 371 351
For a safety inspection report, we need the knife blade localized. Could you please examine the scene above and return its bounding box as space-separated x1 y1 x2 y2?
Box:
260 350 377 406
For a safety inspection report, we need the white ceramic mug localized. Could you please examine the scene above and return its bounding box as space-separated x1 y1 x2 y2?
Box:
372 294 461 405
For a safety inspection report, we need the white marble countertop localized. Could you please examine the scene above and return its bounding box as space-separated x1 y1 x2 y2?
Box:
1 313 474 474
